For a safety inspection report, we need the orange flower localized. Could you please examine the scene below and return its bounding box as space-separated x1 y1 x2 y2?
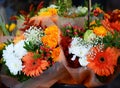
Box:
110 21 120 31
93 26 107 37
41 25 59 48
22 52 49 77
13 34 25 44
38 8 58 16
87 47 120 76
48 8 58 16
51 47 61 62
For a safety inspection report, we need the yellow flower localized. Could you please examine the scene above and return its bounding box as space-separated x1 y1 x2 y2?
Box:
5 24 9 29
38 8 58 16
39 11 52 16
90 20 96 26
93 26 107 37
41 25 59 48
0 43 6 50
51 47 61 62
44 25 58 35
9 23 16 32
48 8 58 16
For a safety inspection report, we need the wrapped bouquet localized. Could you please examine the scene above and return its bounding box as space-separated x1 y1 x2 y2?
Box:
1 1 120 88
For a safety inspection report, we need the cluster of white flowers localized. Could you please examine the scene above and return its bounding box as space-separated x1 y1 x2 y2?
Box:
2 40 27 75
75 6 88 15
24 26 44 45
69 37 92 66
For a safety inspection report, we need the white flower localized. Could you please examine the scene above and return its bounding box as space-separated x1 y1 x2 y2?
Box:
14 40 27 59
24 26 44 45
49 4 58 8
69 37 92 66
79 57 89 67
76 6 88 15
2 44 14 61
2 40 27 75
5 59 23 75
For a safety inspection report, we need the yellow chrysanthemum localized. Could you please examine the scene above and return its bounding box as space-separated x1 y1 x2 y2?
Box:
44 25 58 35
9 23 16 32
41 25 59 48
48 8 58 16
42 35 58 48
0 43 6 50
93 26 107 37
39 11 52 16
51 47 61 62
38 8 58 16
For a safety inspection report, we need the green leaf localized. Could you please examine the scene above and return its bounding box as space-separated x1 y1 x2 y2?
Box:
33 53 41 59
0 16 10 36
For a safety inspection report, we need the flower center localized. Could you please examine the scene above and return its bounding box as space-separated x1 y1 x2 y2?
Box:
33 62 36 65
100 57 105 62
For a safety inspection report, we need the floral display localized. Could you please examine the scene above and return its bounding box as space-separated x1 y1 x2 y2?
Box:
1 22 60 81
60 8 120 84
1 1 120 88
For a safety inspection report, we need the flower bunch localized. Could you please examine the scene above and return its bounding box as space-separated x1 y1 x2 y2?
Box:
60 7 120 83
55 0 88 18
1 24 60 82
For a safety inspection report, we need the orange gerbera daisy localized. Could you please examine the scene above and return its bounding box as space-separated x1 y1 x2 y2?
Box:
87 47 120 76
22 52 49 77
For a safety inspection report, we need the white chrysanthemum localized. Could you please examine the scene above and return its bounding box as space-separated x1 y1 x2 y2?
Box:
24 26 44 45
5 59 23 75
69 37 92 66
2 44 14 61
14 40 27 59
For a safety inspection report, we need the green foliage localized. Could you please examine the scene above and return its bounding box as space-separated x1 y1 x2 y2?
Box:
24 41 39 52
0 16 10 36
103 31 120 48
56 1 67 16
33 53 41 59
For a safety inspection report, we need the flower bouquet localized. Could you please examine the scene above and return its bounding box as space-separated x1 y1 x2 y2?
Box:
1 1 120 88
59 7 120 87
0 6 61 87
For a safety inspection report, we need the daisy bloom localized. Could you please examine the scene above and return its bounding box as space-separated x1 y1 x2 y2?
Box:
93 26 107 37
14 40 27 59
87 47 120 76
5 59 23 75
22 52 49 77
